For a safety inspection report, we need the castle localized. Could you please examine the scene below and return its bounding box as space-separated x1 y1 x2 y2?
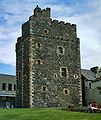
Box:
16 6 82 108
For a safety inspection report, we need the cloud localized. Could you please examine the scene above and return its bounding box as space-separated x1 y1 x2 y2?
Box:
0 0 101 70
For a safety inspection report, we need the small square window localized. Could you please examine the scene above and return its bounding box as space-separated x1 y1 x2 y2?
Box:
2 83 6 90
36 59 43 65
42 86 47 92
57 46 64 55
74 74 78 79
63 89 69 95
43 86 46 91
8 84 12 91
58 47 63 54
37 43 41 47
60 67 68 77
36 43 42 48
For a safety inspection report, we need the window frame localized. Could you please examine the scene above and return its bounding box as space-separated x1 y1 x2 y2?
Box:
63 88 69 95
8 84 12 91
54 73 57 78
60 67 68 77
36 59 43 65
36 43 42 48
57 46 65 55
74 74 79 79
2 83 6 91
89 82 91 89
14 84 16 91
41 86 48 92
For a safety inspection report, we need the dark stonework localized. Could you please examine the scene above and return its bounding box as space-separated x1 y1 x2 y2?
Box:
16 6 82 108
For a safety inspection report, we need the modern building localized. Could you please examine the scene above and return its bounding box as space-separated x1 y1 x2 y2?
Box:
16 6 82 108
0 74 16 108
81 67 101 106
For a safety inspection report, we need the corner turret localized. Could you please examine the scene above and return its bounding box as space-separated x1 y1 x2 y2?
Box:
34 5 41 16
33 5 50 19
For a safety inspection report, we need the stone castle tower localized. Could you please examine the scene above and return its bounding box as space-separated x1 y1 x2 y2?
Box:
16 6 82 108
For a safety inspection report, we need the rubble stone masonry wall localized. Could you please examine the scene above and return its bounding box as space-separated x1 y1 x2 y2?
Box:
16 6 82 108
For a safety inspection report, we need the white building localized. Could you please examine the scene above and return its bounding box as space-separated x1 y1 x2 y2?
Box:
0 74 16 108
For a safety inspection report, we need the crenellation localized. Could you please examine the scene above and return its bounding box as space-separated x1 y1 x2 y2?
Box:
41 9 46 15
17 37 22 43
51 19 59 24
33 5 51 20
65 22 71 26
46 7 51 11
51 20 70 28
71 24 76 33
59 21 65 25
34 5 41 16
71 24 76 27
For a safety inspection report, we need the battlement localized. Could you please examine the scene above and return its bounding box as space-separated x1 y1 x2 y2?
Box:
17 37 22 43
51 19 76 28
33 5 50 19
29 6 76 32
51 20 58 24
59 21 65 25
22 6 77 40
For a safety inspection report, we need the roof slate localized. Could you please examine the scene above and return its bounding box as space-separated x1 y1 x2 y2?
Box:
81 69 95 81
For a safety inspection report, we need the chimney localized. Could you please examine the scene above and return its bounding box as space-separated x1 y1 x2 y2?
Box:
90 66 98 73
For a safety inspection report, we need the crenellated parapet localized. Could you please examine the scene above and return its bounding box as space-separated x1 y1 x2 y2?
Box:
21 6 77 40
32 5 51 20
51 19 76 29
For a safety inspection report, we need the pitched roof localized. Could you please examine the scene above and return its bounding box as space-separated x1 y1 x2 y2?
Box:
81 69 95 81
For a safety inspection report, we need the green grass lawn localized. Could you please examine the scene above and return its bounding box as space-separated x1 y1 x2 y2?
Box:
0 108 101 120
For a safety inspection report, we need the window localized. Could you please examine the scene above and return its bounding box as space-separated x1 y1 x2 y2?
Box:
63 89 69 95
36 43 41 48
36 59 43 65
60 67 68 77
37 43 41 48
2 83 6 90
38 60 41 64
54 73 57 78
42 86 47 92
14 84 16 91
8 84 12 91
44 29 48 34
74 74 78 79
57 46 64 55
89 83 91 89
